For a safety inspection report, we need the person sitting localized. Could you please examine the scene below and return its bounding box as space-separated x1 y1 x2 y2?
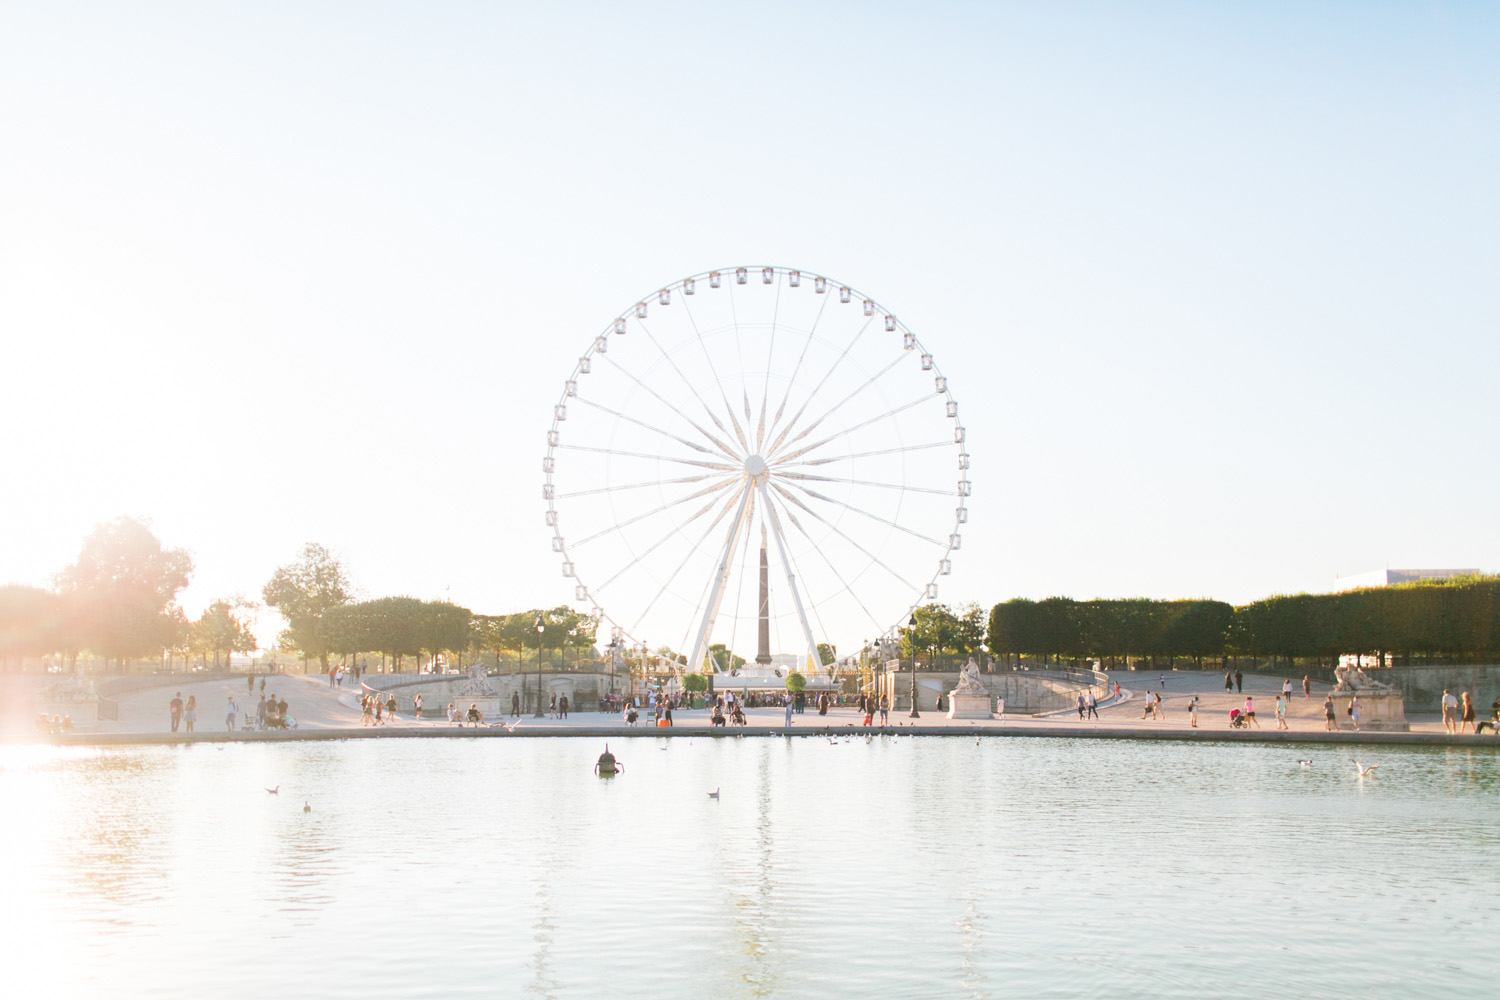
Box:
624 705 639 726
731 705 747 726
466 704 483 726
710 706 726 727
1476 696 1500 735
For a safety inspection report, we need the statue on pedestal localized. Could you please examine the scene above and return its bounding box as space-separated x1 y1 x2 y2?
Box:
953 656 987 695
458 663 498 697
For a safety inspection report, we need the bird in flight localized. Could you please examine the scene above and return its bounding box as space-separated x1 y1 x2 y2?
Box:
707 788 720 799
1355 762 1379 777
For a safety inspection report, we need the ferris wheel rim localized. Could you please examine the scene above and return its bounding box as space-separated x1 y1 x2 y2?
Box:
542 265 971 657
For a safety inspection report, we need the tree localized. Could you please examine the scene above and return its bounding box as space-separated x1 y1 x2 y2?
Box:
0 584 63 670
262 544 351 670
682 673 708 693
56 516 193 668
190 600 259 669
785 671 807 692
708 642 745 672
817 642 836 666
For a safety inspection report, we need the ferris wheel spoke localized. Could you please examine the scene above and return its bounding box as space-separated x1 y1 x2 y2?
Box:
774 472 955 497
632 318 749 458
678 296 752 454
767 481 920 591
573 395 725 460
558 443 739 473
762 313 876 459
756 276 784 452
594 486 731 600
772 351 906 453
769 491 888 634
770 392 934 466
775 439 953 469
570 477 738 548
777 478 948 548
770 286 832 431
556 473 721 500
599 355 742 463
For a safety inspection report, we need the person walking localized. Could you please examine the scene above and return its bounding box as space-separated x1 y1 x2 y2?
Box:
1224 671 1233 693
1302 675 1311 699
1241 696 1258 729
1349 694 1362 732
414 693 424 721
247 674 254 694
1460 692 1476 733
226 696 238 732
374 696 383 725
361 694 373 726
257 693 268 727
1274 695 1288 730
1442 689 1458 733
1159 673 1165 689
183 695 197 734
1234 669 1243 693
1076 692 1087 720
386 693 397 721
1323 694 1338 731
1281 677 1292 704
1153 691 1165 721
559 694 570 719
169 692 184 732
1086 689 1098 720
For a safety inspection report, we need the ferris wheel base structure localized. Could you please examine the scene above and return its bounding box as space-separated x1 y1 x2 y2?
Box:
542 266 971 684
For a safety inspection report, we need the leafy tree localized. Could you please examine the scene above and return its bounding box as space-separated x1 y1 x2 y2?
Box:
785 671 807 692
0 584 63 670
190 599 259 668
708 642 746 671
681 673 708 693
262 544 351 670
55 516 193 667
817 642 836 666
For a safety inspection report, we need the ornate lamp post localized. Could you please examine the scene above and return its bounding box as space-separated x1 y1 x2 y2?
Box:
533 614 546 718
907 614 921 719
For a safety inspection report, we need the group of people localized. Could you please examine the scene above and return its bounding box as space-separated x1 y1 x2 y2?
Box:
360 691 399 725
1441 689 1497 734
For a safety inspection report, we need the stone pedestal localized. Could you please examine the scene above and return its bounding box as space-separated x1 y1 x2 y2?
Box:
947 691 992 720
1329 691 1408 732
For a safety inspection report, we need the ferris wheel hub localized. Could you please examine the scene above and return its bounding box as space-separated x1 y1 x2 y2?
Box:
743 454 769 479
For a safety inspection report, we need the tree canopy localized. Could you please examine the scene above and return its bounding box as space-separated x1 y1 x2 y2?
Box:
262 544 351 668
54 516 193 665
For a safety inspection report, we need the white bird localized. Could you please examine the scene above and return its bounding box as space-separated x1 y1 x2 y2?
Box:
265 786 279 794
1297 759 1312 767
303 801 311 813
707 788 720 799
1356 762 1379 777
975 737 981 746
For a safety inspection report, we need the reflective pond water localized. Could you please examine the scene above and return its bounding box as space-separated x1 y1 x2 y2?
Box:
3 735 1498 999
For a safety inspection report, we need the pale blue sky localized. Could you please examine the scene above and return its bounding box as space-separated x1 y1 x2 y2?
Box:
1 2 1495 648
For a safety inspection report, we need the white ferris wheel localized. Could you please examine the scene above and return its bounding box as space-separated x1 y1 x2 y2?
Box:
543 266 969 677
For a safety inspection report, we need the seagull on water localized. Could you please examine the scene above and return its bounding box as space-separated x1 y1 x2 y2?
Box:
303 801 311 813
707 788 720 799
265 786 279 794
1355 762 1379 777
1297 760 1312 767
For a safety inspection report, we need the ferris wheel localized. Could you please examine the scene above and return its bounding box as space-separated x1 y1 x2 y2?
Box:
543 267 969 676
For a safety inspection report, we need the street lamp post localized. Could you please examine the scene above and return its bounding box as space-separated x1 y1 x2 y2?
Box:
533 615 546 718
907 614 921 719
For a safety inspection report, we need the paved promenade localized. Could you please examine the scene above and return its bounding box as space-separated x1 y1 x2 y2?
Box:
17 669 1499 749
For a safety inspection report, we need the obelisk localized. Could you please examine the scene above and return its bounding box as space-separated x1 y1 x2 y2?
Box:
756 523 772 665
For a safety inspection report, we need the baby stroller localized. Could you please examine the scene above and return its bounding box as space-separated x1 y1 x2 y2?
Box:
1228 708 1248 729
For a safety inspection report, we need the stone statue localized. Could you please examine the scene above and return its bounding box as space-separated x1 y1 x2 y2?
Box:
953 655 987 695
457 662 498 696
1332 662 1391 693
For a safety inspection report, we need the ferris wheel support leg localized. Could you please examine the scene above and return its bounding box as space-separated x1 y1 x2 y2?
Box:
684 486 753 681
758 482 822 676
